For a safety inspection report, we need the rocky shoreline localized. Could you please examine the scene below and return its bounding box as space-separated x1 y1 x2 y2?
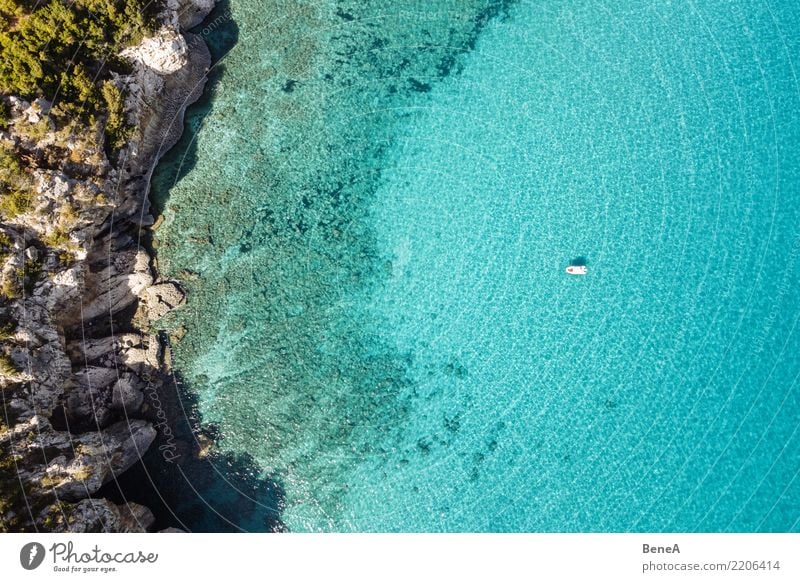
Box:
0 0 216 532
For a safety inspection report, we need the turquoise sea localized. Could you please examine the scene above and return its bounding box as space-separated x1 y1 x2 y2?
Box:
152 0 800 531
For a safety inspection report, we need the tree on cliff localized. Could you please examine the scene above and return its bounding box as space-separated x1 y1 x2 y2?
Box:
0 0 159 116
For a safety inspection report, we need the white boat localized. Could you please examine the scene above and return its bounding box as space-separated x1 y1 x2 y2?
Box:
566 265 587 275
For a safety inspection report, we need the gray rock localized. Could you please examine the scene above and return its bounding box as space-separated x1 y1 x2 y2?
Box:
144 281 185 319
166 0 216 24
120 334 162 373
66 335 116 363
8 417 156 504
66 333 142 364
121 26 188 75
111 375 145 412
74 365 118 390
40 264 84 313
138 212 156 227
46 499 155 533
16 341 72 421
50 420 157 500
65 366 119 428
118 502 156 532
110 234 134 251
80 250 153 320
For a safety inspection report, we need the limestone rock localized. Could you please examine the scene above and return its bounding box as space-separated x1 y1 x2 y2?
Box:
7 96 30 116
46 420 157 500
20 98 51 124
66 335 117 363
144 281 186 319
65 366 120 428
41 264 84 313
80 273 153 320
6 417 156 503
46 499 155 533
66 333 142 365
111 375 145 412
127 32 211 177
119 502 157 531
16 341 72 421
170 0 217 29
119 333 162 374
121 27 188 75
81 250 153 320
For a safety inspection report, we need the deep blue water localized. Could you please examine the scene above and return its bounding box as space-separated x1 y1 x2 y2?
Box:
152 0 800 531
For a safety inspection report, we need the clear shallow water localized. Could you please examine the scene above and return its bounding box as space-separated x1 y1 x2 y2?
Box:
153 0 800 531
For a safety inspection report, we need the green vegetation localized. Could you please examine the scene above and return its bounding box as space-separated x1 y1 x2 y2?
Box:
0 1 166 532
0 0 159 114
0 230 12 264
0 99 9 128
0 142 33 220
14 116 51 142
41 228 71 249
0 142 26 190
40 501 71 531
0 320 16 340
0 351 17 375
1 0 163 157
0 188 32 219
0 255 35 298
101 80 131 150
18 257 42 294
0 0 160 224
0 275 18 299
0 443 28 532
55 249 75 268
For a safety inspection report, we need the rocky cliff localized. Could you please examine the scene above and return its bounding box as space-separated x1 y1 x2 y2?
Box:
0 0 215 532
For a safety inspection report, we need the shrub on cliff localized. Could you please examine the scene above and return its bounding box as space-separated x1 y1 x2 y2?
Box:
0 231 12 266
0 0 24 17
0 0 160 117
0 189 33 220
0 143 26 190
101 80 131 150
0 100 9 128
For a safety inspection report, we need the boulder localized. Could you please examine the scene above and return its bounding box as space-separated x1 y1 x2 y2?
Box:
65 366 119 428
14 340 72 421
81 250 153 320
45 499 155 533
121 27 188 75
143 281 185 319
111 375 145 412
45 420 157 500
66 333 143 365
119 334 162 374
165 0 217 29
